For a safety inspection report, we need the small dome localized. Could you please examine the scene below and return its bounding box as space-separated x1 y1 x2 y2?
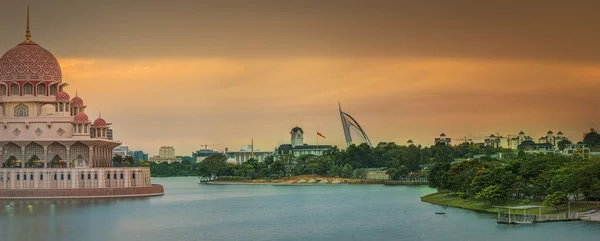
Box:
240 145 260 152
56 91 70 102
519 131 525 135
547 130 554 135
557 131 563 135
440 133 446 137
40 104 55 116
71 96 84 107
291 127 303 133
93 117 107 127
407 139 414 144
73 112 89 123
489 134 496 137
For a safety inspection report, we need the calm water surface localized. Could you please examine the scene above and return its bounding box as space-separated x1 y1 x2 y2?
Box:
1 177 599 241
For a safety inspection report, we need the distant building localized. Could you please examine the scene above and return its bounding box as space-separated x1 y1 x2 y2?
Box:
484 134 501 148
562 143 590 157
407 139 414 146
274 127 332 159
113 146 131 157
434 133 451 145
507 131 534 150
518 140 554 154
149 146 181 163
192 149 220 162
159 146 175 158
537 130 568 149
225 145 272 164
132 150 148 162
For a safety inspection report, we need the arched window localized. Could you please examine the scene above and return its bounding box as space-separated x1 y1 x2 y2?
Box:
14 104 29 117
23 83 33 95
59 103 63 112
37 84 45 96
10 83 19 96
0 85 6 96
49 84 56 96
84 125 88 134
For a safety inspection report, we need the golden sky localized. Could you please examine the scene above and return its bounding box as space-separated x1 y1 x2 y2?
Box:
1 0 599 155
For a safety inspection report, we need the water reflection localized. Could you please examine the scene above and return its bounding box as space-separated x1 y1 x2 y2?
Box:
0 198 152 241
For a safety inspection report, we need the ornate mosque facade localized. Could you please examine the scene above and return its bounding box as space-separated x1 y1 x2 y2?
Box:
0 8 163 198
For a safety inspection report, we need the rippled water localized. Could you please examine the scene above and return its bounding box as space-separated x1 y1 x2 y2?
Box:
1 177 599 241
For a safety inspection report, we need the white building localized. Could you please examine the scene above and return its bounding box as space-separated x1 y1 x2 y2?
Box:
274 127 332 158
226 145 272 164
434 133 451 145
159 146 175 158
149 146 181 163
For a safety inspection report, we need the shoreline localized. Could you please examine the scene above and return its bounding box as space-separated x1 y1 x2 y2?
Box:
421 192 599 216
206 181 349 186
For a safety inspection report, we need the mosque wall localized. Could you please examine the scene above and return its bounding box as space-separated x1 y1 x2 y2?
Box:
0 167 152 189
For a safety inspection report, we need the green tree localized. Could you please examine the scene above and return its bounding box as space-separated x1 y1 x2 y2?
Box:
386 168 398 181
583 128 600 150
428 162 451 190
355 168 368 179
341 164 353 178
270 160 287 178
112 155 124 166
543 191 567 212
197 154 227 181
475 185 503 206
123 156 135 167
557 139 573 151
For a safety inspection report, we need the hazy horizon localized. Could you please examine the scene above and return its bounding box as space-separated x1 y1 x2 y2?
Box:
2 0 599 156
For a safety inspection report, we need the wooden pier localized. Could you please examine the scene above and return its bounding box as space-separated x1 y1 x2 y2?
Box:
494 205 582 224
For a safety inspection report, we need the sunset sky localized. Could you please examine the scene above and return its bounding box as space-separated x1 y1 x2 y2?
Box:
2 0 599 156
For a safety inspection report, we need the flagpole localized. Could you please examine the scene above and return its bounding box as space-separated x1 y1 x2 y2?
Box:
316 133 319 155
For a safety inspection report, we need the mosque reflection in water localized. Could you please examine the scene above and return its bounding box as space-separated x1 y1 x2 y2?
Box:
0 198 149 241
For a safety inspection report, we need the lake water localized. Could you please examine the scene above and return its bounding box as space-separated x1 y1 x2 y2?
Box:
1 177 599 241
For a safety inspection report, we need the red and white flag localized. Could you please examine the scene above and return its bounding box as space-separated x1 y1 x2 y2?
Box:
317 132 326 138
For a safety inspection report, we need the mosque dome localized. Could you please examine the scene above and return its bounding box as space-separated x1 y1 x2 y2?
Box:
74 112 89 123
291 127 303 133
93 117 107 127
56 91 70 102
71 96 84 107
240 145 260 152
0 42 62 83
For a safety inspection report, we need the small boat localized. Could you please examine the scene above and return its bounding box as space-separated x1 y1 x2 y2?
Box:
435 205 448 215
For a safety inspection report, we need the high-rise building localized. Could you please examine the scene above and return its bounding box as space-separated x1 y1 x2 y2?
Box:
132 150 148 162
159 146 176 158
149 146 181 163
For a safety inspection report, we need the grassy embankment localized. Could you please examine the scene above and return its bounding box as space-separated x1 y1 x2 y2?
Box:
212 175 385 184
421 192 599 215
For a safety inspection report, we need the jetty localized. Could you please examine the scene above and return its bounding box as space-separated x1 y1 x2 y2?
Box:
494 205 580 224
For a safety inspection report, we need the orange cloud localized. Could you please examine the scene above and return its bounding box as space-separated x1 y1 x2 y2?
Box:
57 57 600 155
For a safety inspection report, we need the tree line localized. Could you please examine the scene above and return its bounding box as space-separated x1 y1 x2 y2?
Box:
428 153 600 210
196 142 504 181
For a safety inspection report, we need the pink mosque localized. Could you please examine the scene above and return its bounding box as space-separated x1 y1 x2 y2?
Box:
0 8 163 198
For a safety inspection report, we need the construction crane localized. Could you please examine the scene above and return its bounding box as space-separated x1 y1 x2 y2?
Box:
451 136 472 144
